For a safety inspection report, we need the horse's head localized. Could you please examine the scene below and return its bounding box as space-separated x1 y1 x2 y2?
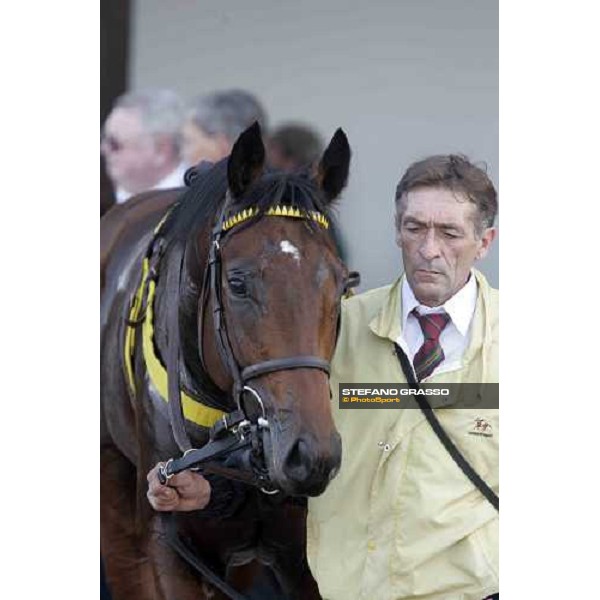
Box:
197 123 351 496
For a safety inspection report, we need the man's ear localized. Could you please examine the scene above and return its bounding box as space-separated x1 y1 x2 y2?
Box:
227 122 266 199
476 227 497 260
315 128 351 202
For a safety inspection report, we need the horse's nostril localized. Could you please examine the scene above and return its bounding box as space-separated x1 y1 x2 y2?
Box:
283 439 313 483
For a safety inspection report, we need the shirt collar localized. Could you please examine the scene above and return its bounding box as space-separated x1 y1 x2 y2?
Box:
157 162 186 190
115 186 130 204
401 271 478 337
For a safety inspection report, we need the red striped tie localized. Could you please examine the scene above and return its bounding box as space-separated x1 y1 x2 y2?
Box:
412 310 451 381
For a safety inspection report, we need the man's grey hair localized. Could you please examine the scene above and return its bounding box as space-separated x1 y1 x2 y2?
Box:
187 90 268 142
114 89 185 152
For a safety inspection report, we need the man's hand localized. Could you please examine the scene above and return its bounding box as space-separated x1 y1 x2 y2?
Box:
146 463 211 512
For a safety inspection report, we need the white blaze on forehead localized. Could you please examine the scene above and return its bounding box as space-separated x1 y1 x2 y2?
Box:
280 240 301 263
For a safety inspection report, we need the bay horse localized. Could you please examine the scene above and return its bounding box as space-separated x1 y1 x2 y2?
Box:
100 123 352 599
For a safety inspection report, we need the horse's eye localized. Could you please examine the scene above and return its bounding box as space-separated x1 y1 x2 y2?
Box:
228 277 248 297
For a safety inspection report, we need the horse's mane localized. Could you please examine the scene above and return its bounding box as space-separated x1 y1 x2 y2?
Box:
158 159 229 247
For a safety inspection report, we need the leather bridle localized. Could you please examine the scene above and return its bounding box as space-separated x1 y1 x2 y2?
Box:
159 193 358 481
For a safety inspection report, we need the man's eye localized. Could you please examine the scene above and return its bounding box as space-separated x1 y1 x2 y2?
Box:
443 231 460 239
228 277 248 297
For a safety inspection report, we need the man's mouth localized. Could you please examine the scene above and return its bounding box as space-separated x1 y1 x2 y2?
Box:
415 269 443 280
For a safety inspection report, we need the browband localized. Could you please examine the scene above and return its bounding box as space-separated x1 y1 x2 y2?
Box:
222 205 329 232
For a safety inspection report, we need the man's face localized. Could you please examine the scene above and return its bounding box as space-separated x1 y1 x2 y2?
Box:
181 120 231 167
101 107 163 194
396 186 495 307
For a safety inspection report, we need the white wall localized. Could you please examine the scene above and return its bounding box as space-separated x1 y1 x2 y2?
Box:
131 0 498 289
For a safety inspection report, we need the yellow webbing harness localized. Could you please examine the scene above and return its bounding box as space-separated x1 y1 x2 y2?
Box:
123 215 225 429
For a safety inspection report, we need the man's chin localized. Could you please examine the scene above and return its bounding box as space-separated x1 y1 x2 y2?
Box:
411 281 447 307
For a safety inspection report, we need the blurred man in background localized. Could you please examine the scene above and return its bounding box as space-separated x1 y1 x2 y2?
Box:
181 89 267 167
267 122 324 171
101 89 186 206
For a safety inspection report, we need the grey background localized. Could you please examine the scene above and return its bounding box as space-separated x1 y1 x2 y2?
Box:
130 0 498 290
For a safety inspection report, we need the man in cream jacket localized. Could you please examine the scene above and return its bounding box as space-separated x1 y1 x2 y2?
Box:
307 154 499 600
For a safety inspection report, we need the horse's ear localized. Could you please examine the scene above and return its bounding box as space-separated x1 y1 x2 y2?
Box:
316 128 351 202
227 122 266 199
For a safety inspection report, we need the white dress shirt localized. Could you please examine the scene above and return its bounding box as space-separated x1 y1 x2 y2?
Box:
395 272 478 379
115 163 187 204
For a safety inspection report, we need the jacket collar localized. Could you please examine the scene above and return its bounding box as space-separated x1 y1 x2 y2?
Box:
368 276 403 343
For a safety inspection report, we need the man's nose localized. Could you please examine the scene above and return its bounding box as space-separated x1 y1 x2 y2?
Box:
419 229 441 260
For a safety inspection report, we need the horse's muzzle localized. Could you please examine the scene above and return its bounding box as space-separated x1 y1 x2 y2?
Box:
276 431 342 497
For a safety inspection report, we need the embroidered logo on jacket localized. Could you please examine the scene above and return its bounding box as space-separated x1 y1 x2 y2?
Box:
468 417 493 437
